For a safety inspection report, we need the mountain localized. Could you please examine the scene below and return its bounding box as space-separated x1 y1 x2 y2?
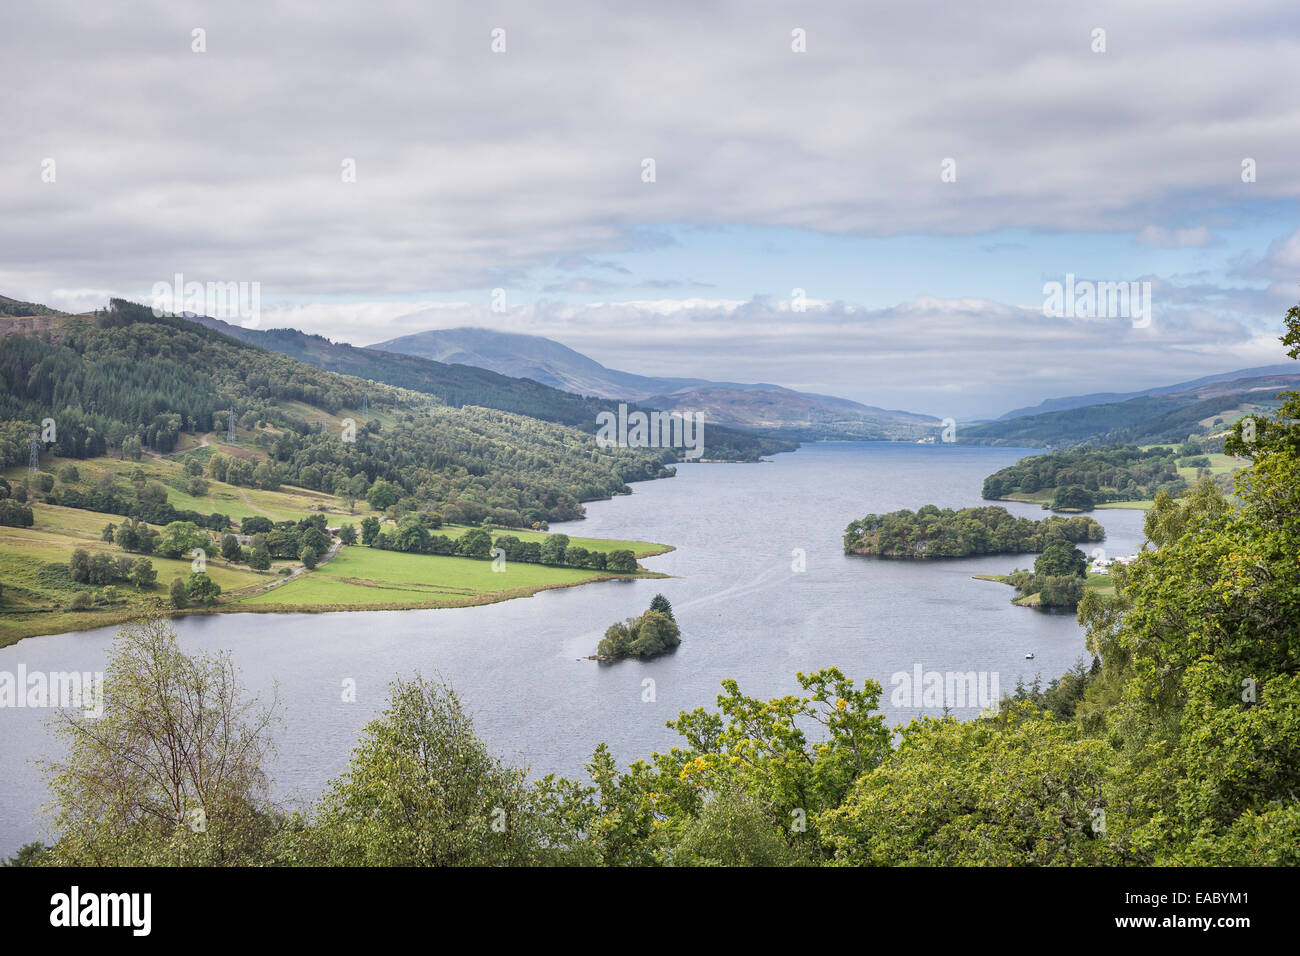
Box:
996 364 1298 420
370 326 939 439
638 385 938 439
177 315 794 462
961 370 1300 448
369 326 715 398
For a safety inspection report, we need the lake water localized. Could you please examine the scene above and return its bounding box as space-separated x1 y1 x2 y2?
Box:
0 442 1146 855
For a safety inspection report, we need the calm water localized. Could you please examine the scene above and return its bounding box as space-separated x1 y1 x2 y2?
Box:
0 442 1146 855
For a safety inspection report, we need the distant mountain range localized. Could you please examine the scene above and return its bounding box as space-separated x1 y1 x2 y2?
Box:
962 368 1300 447
370 326 939 440
995 364 1299 420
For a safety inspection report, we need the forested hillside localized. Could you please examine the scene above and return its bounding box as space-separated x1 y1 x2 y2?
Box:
960 383 1290 448
982 444 1189 507
0 299 678 526
188 315 795 461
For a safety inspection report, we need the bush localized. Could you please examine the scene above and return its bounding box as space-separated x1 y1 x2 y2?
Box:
68 591 94 611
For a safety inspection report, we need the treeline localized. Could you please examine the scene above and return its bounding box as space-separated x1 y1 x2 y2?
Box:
982 443 1192 508
360 515 638 572
843 504 1104 559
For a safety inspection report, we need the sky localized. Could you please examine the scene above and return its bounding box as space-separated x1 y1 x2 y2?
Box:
3 0 1299 418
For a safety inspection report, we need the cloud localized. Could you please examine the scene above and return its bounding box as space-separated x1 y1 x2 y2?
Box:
2 0 1298 297
1234 228 1300 280
1135 225 1218 248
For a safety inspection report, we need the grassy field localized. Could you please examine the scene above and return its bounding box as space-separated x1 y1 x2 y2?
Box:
0 502 283 646
1 447 368 525
0 476 673 643
238 543 665 612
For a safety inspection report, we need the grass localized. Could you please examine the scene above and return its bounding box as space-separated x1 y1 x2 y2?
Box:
3 450 365 526
0 486 673 643
0 502 280 646
238 539 667 612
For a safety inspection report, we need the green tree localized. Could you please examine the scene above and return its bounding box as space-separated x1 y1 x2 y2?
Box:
38 614 278 865
366 479 398 511
128 557 157 590
283 675 559 866
185 571 221 605
220 533 242 562
1034 539 1086 579
360 516 380 546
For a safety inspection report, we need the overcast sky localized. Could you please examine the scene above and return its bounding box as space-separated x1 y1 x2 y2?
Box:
4 0 1299 417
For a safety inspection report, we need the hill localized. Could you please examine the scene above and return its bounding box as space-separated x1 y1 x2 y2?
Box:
959 372 1298 448
371 325 938 440
0 298 682 528
995 364 1298 420
184 315 793 461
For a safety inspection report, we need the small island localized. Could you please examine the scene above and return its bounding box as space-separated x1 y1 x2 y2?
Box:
842 505 1103 559
595 594 681 660
973 539 1099 609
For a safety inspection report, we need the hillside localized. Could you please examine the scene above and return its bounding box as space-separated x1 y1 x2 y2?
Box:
639 384 938 439
995 364 1298 420
959 373 1297 448
371 325 938 440
0 298 680 528
185 315 794 461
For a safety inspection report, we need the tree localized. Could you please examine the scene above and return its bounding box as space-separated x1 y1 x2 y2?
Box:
366 479 398 511
457 527 492 559
299 546 318 570
1034 539 1086 579
156 521 207 560
185 571 221 605
337 523 356 546
285 675 555 866
169 576 188 608
360 516 381 546
220 534 242 562
649 593 674 619
1051 485 1095 512
248 547 272 570
606 550 637 573
38 614 278 865
540 533 569 566
69 549 91 583
129 557 157 590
